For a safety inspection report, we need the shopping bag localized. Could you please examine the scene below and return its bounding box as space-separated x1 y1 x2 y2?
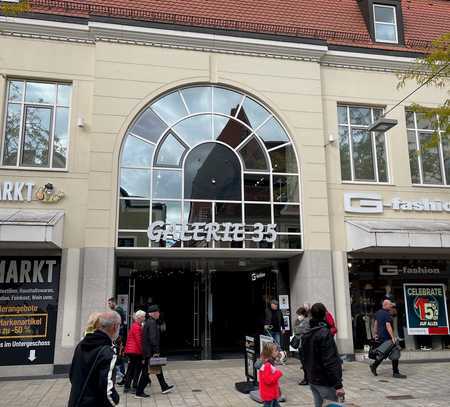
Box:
149 356 167 366
368 339 381 360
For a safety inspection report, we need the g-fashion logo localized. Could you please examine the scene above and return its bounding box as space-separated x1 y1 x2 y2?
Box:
379 265 441 276
344 192 450 214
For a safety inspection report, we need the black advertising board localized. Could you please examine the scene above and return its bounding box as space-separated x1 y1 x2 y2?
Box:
0 257 60 366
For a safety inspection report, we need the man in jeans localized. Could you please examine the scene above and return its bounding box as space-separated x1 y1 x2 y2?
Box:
264 300 285 346
301 303 345 407
370 300 407 379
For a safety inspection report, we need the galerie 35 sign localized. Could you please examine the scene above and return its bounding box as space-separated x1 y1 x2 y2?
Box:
403 284 449 335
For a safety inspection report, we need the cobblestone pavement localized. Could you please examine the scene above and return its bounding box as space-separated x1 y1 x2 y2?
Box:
0 359 450 407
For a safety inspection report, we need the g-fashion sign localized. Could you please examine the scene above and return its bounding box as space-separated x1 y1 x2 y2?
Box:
344 192 450 214
403 284 449 335
0 258 60 365
148 222 277 243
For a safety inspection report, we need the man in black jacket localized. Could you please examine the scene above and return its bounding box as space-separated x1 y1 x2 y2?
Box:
68 311 121 407
264 299 285 346
135 305 174 399
301 303 345 407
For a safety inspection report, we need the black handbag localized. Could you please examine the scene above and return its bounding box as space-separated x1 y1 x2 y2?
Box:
368 339 381 360
290 335 301 349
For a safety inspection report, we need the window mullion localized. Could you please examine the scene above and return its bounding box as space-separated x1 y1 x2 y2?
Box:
437 128 446 186
370 109 379 182
414 112 424 184
49 105 56 169
347 106 355 181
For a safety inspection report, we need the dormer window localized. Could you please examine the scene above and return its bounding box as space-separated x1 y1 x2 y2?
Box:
373 4 398 43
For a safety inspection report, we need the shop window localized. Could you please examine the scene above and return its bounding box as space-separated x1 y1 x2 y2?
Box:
2 79 72 169
337 105 389 183
406 110 449 186
118 85 303 249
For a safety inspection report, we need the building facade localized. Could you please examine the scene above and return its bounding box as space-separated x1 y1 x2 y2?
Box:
0 0 449 376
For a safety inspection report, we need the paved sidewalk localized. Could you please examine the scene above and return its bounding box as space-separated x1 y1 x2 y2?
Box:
0 359 449 407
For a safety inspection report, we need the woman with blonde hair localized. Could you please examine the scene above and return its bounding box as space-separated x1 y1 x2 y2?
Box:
123 310 146 393
84 312 101 337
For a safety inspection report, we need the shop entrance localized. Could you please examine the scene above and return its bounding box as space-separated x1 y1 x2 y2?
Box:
116 258 289 359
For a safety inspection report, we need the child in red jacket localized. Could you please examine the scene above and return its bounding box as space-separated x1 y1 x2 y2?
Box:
259 342 283 407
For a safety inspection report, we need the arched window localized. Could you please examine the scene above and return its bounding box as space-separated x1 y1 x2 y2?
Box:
118 85 301 250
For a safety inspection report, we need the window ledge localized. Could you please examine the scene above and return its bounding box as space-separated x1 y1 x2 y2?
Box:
0 166 68 173
341 180 393 186
412 183 450 189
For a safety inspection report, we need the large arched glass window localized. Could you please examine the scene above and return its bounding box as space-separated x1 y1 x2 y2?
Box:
118 85 301 250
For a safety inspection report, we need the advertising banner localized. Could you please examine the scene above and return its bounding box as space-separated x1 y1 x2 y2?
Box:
403 283 449 335
0 257 60 365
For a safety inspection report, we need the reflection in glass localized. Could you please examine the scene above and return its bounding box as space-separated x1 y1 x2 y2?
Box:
239 137 268 171
239 97 270 129
152 201 182 225
131 108 168 144
152 91 187 125
122 135 154 168
406 111 415 129
375 132 388 182
183 201 212 224
415 113 433 130
213 115 230 140
419 132 443 184
25 82 56 104
120 168 151 198
274 204 300 233
53 107 69 168
349 107 371 126
256 117 288 149
337 106 348 125
214 116 252 148
215 203 242 223
213 87 242 116
270 144 298 173
2 103 21 165
184 143 241 200
22 106 51 167
339 126 351 180
245 236 273 249
273 175 299 202
8 81 24 102
375 23 397 42
173 115 212 146
155 133 187 167
181 87 212 113
244 174 270 202
274 235 301 249
119 199 150 229
245 204 271 225
153 169 181 199
57 84 72 107
351 129 375 180
118 232 149 247
407 130 420 184
374 5 395 23
442 137 450 186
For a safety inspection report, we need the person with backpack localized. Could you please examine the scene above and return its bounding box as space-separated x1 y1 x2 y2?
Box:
68 311 121 407
325 308 337 337
301 303 344 407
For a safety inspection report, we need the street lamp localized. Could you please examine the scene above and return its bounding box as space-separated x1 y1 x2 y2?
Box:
367 117 398 132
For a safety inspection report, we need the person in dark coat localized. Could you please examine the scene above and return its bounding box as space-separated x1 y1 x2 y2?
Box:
294 305 310 385
135 305 174 399
301 303 345 407
68 311 121 407
264 299 285 346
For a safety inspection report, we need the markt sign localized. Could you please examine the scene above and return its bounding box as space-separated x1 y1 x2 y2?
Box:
404 284 449 335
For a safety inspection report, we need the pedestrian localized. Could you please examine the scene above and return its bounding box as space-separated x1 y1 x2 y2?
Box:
135 305 174 399
123 310 146 393
259 342 283 407
68 311 121 407
325 307 337 337
264 300 285 348
83 312 101 337
301 303 345 407
107 297 126 382
370 299 407 379
294 306 310 385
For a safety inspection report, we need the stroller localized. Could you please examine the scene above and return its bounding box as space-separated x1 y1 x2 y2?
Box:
264 326 287 365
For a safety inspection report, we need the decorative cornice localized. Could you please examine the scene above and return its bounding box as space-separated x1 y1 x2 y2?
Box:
0 16 421 71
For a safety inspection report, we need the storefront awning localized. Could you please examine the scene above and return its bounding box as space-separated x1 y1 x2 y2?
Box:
0 209 64 249
346 219 450 253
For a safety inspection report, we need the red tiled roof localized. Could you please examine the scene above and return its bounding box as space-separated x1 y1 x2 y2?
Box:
21 0 450 53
